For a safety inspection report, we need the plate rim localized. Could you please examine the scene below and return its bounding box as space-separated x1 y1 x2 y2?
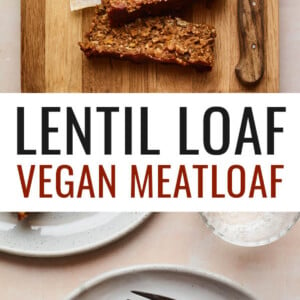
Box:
65 264 257 300
0 213 151 258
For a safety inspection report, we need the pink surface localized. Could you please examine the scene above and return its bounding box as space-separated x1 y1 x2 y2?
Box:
0 213 299 299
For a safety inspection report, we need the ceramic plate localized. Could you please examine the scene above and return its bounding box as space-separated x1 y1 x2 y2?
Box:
66 265 256 300
0 213 150 257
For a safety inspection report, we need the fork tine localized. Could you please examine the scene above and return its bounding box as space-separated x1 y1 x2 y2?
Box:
131 290 175 300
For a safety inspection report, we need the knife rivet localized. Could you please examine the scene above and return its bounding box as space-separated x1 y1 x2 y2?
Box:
252 43 256 49
252 1 256 6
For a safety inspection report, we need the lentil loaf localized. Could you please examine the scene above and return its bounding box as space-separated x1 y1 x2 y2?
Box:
79 5 216 70
105 0 190 26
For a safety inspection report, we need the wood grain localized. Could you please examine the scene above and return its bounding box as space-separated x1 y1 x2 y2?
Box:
45 0 83 92
235 0 264 86
266 0 279 92
21 0 279 92
21 0 46 92
192 1 231 92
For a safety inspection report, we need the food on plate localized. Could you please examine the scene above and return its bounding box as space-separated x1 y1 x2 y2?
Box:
79 5 216 69
18 212 28 221
105 0 189 26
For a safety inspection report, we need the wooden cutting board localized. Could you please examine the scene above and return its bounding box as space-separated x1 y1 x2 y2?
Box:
21 0 279 92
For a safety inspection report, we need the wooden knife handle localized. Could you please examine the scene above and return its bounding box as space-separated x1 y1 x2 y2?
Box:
235 0 264 86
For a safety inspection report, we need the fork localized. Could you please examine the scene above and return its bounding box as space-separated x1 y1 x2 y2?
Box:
131 290 175 300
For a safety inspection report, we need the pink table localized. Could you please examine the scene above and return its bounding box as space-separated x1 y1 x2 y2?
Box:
0 213 299 299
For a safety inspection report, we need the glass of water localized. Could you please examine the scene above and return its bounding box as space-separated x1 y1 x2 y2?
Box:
200 212 300 247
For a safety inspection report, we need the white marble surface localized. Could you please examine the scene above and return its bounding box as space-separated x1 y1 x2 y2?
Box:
0 0 299 92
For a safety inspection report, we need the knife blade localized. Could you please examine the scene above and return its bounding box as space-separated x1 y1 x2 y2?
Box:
131 290 175 300
235 0 264 86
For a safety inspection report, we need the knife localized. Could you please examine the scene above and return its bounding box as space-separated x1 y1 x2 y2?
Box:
235 0 264 86
131 290 175 300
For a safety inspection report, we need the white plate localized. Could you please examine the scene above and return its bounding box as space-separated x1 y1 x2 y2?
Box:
66 265 256 300
0 213 150 257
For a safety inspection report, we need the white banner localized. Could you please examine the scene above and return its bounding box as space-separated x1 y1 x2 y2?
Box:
0 93 298 212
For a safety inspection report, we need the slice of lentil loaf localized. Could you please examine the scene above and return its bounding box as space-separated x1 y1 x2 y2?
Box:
104 0 191 26
79 5 216 70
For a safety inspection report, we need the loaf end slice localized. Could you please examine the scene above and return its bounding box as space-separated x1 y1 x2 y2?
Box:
104 0 190 26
